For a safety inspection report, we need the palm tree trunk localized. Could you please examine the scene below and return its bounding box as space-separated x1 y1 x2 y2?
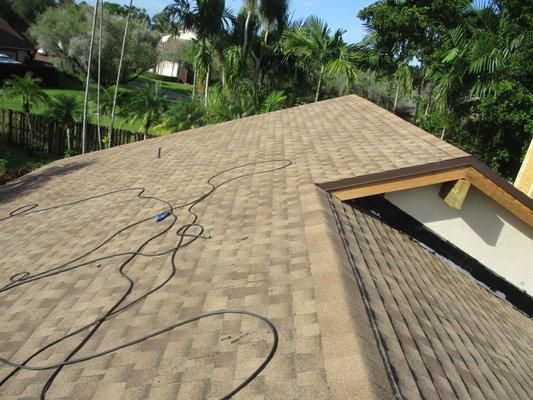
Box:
192 62 197 98
264 27 269 44
387 79 394 109
96 0 103 150
109 0 133 148
25 110 34 155
81 0 99 154
440 124 446 140
244 11 252 53
393 84 400 113
204 66 210 105
66 127 71 151
315 64 325 103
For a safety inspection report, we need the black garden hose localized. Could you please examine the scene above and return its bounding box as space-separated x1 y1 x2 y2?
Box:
0 159 292 399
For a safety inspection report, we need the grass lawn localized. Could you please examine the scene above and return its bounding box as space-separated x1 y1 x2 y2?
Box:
136 73 192 96
0 73 192 134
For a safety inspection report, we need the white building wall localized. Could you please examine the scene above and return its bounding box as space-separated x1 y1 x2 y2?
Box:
385 184 533 295
152 60 180 77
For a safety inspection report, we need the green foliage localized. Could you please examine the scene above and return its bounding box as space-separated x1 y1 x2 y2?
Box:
0 159 7 177
123 83 170 137
101 135 110 149
158 80 286 133
359 0 533 179
158 100 207 133
29 2 159 85
205 80 286 123
46 94 82 125
0 0 58 33
282 16 358 102
1 72 48 114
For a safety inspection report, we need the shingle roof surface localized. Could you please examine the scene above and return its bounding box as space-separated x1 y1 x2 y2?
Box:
330 197 533 400
1 95 528 400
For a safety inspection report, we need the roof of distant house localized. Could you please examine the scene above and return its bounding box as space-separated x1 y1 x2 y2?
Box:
0 17 33 51
0 95 531 399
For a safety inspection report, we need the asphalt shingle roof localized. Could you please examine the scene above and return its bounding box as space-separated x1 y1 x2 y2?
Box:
0 17 33 51
330 197 533 400
0 95 529 399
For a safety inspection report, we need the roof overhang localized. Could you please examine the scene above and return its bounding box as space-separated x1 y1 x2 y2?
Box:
318 156 533 227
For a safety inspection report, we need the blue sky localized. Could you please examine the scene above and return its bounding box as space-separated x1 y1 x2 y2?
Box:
95 0 375 43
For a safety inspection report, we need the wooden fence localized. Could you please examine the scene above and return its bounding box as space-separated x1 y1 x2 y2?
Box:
0 109 150 155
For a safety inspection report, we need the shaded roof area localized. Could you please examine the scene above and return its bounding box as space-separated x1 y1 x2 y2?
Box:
0 17 33 51
330 196 533 400
0 95 530 399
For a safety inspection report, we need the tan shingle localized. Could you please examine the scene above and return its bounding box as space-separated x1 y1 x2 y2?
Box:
2 95 527 399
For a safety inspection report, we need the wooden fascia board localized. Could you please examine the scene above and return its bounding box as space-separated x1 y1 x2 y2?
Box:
330 166 468 201
320 157 533 227
465 167 533 226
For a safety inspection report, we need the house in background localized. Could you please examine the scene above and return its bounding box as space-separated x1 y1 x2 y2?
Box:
151 30 196 83
0 17 34 63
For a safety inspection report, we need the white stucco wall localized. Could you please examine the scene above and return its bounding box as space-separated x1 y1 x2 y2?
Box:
385 185 533 295
152 60 179 77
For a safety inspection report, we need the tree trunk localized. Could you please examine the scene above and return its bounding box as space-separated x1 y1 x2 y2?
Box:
81 0 99 154
192 62 197 98
66 127 71 151
243 11 252 53
393 84 400 113
204 66 210 105
96 0 103 150
264 27 269 44
315 65 325 103
109 0 133 148
25 111 33 155
440 124 446 140
415 82 422 118
144 127 148 140
173 34 178 78
414 64 424 119
387 79 394 109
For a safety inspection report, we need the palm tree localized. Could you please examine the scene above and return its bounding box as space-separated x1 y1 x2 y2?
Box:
243 0 257 53
123 83 170 140
282 17 358 102
1 72 48 154
193 38 216 104
109 0 134 148
392 63 413 113
81 0 99 154
259 0 289 45
165 0 233 99
47 95 82 154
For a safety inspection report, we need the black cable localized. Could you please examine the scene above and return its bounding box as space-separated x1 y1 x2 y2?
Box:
0 159 292 399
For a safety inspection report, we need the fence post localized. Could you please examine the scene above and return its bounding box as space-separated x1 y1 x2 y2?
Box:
7 109 13 145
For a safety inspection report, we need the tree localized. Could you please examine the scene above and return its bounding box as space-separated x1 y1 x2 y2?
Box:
47 94 82 154
29 2 159 86
1 73 48 155
259 0 289 44
283 17 358 102
123 84 170 140
193 38 216 104
158 99 206 132
243 0 257 53
205 80 286 122
392 63 413 113
164 0 233 99
0 0 59 33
